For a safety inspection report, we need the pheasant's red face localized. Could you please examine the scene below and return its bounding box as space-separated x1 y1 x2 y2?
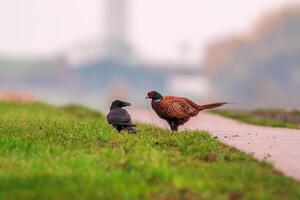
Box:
146 91 163 101
146 91 155 99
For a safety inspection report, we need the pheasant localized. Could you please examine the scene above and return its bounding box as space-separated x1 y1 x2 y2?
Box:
146 91 228 131
107 100 136 133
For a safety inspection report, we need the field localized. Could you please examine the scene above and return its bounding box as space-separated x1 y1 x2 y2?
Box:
0 102 299 200
212 109 300 129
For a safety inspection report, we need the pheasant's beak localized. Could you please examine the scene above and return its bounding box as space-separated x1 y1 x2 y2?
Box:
145 96 150 99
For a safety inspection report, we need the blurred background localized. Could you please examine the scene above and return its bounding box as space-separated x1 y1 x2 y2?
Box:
0 0 300 109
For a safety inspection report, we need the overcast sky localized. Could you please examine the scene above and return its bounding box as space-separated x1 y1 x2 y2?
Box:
0 0 299 63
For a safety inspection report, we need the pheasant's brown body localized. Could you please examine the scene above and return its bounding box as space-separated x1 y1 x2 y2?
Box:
150 95 227 131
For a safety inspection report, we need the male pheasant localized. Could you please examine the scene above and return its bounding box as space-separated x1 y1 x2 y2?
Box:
107 100 136 133
146 91 228 131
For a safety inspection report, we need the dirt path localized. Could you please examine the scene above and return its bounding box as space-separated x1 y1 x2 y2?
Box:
129 109 300 181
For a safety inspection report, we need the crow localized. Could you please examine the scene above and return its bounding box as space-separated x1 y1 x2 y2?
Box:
146 91 228 131
107 100 136 133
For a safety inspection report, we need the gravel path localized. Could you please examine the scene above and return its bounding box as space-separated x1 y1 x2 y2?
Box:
129 109 300 180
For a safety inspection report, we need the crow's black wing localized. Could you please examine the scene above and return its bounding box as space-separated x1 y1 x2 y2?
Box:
107 108 133 126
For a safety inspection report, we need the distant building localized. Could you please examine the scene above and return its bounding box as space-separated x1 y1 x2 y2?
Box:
65 0 133 65
52 0 207 107
103 0 132 61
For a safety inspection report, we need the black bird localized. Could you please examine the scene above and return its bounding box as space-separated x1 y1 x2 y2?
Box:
107 100 136 133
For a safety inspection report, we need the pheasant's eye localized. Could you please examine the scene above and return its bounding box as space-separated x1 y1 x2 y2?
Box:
147 92 153 97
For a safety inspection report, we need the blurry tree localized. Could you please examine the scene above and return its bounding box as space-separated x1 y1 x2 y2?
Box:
205 6 300 108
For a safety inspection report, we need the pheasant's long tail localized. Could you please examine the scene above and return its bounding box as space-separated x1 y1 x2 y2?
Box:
198 102 228 111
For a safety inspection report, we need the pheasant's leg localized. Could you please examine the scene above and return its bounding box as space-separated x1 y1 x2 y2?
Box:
173 123 179 132
171 122 179 132
167 121 173 131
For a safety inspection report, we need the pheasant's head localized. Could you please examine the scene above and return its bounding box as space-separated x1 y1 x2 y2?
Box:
146 91 163 102
110 100 131 110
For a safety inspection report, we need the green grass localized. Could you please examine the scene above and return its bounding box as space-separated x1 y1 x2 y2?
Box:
212 109 300 129
0 102 299 200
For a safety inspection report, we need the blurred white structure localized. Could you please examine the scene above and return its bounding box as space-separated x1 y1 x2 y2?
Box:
66 0 132 65
103 0 132 60
167 74 209 97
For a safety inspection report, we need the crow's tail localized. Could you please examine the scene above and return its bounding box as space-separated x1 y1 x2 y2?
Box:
126 125 137 134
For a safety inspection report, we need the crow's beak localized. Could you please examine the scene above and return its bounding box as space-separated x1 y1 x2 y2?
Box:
122 102 131 107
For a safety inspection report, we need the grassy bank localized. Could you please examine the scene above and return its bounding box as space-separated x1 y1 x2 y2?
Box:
0 102 299 199
212 109 300 129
